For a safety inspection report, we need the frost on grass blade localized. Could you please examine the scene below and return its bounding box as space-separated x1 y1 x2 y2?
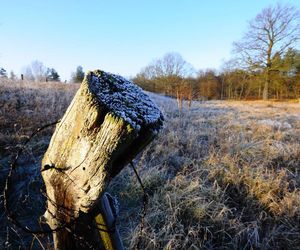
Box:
86 70 164 133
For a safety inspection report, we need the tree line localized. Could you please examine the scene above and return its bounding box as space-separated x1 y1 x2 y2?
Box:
1 3 299 101
133 3 300 101
0 62 85 83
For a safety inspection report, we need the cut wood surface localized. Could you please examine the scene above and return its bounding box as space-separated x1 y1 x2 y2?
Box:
41 70 163 249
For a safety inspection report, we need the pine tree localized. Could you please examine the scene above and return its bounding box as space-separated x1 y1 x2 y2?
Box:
46 68 60 82
71 66 85 83
0 68 7 78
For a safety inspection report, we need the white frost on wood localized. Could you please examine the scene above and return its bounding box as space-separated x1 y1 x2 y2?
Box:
87 70 164 132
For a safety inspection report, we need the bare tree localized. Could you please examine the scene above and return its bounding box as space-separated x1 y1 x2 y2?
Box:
22 60 47 82
233 3 300 100
139 52 193 79
31 60 47 82
137 52 194 109
22 66 35 81
9 70 17 80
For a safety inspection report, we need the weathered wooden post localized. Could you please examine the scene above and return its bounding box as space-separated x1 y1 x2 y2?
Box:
41 70 163 249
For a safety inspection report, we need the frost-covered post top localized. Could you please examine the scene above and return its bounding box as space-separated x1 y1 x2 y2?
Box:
41 69 163 248
86 69 164 133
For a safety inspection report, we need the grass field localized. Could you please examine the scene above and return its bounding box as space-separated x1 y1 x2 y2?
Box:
1 79 300 249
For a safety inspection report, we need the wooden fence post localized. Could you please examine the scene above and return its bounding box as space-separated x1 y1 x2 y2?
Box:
41 70 164 249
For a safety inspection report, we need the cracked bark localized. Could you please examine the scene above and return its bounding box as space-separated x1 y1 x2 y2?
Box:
41 70 163 249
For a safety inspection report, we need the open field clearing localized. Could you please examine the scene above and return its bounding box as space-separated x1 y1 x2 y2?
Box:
0 80 300 249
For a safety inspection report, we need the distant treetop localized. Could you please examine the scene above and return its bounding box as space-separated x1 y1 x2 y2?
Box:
71 65 85 83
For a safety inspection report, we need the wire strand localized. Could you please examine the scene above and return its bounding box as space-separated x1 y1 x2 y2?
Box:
130 161 149 250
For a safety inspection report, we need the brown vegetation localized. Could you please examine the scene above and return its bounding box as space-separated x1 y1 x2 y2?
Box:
0 79 78 157
0 79 79 248
112 96 300 249
1 79 300 249
134 50 300 103
133 3 300 103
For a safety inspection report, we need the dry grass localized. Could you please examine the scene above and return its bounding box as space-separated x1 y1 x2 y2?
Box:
110 97 300 249
1 80 300 249
0 79 78 249
0 79 79 156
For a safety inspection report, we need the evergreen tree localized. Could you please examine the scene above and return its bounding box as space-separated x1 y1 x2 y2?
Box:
71 65 84 83
0 68 7 78
233 3 300 100
46 68 60 82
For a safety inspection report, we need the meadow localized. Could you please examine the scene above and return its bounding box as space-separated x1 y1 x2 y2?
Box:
0 79 300 249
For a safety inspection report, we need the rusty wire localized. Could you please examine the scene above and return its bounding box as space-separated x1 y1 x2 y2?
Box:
130 161 149 250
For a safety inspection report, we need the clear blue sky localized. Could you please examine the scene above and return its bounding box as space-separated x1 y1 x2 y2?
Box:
0 0 300 81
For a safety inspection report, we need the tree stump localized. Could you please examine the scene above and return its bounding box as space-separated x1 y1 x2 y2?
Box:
41 70 164 249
